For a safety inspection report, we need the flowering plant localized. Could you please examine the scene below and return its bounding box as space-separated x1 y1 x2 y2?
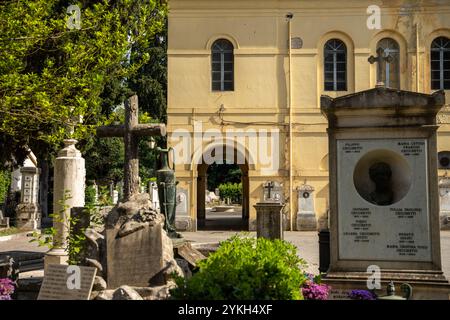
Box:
0 278 15 300
301 273 331 300
348 289 377 300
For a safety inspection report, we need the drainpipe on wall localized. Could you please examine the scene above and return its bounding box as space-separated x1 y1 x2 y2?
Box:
287 13 294 231
416 23 420 92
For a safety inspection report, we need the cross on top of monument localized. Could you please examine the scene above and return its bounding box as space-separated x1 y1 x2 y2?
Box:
97 95 166 201
368 47 393 87
264 181 275 199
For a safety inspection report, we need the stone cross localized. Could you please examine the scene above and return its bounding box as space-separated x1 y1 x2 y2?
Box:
264 181 275 199
97 95 166 201
368 47 393 87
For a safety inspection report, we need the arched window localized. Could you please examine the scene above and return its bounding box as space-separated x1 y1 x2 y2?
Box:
211 39 234 91
324 39 347 91
377 38 400 89
431 37 450 90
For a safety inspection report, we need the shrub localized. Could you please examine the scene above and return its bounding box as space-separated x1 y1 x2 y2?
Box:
171 234 307 300
85 184 97 206
218 182 242 203
0 169 11 204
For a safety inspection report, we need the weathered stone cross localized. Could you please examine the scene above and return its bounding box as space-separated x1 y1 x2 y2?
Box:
97 95 166 201
368 47 393 87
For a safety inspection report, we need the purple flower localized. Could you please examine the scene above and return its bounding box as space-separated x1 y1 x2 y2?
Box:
0 278 15 300
348 289 377 300
302 281 331 300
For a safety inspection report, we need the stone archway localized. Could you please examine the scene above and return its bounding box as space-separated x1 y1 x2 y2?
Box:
196 146 250 230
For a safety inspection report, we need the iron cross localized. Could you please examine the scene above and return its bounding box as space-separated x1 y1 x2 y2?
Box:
264 181 275 199
97 95 166 201
368 47 393 87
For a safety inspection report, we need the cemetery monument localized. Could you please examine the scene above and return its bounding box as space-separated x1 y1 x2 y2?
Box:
321 86 450 299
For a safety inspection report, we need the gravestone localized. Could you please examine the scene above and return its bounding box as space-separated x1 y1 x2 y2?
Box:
92 181 99 204
296 184 317 231
262 181 288 230
15 166 41 229
0 210 9 229
38 264 96 300
175 187 190 231
255 183 285 239
438 177 450 230
321 87 450 299
263 181 283 203
112 190 119 204
105 193 181 289
148 181 160 210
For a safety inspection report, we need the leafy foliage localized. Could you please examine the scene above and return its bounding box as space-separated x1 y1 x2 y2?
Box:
171 234 307 300
30 189 107 264
0 0 167 165
0 169 11 204
84 184 97 207
206 163 242 191
218 182 242 203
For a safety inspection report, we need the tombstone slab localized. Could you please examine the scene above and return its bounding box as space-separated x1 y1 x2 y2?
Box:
15 166 41 229
296 184 317 231
38 264 96 300
175 187 191 231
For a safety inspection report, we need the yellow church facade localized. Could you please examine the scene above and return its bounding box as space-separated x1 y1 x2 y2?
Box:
166 0 450 231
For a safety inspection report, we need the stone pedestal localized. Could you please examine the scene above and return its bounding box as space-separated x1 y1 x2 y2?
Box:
326 271 450 300
254 202 284 240
45 139 85 269
16 203 40 229
296 184 317 231
439 177 450 230
44 248 69 273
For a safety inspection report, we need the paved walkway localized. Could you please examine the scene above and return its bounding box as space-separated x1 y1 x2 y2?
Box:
181 231 450 279
1 230 449 280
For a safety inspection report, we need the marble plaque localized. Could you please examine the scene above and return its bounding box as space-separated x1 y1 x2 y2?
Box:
337 139 431 262
38 264 96 300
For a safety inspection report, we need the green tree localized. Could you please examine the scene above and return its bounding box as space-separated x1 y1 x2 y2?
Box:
0 0 167 166
0 169 11 204
207 163 242 191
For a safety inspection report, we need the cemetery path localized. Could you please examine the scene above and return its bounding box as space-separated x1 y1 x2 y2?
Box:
0 232 47 254
1 231 449 280
182 231 450 279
